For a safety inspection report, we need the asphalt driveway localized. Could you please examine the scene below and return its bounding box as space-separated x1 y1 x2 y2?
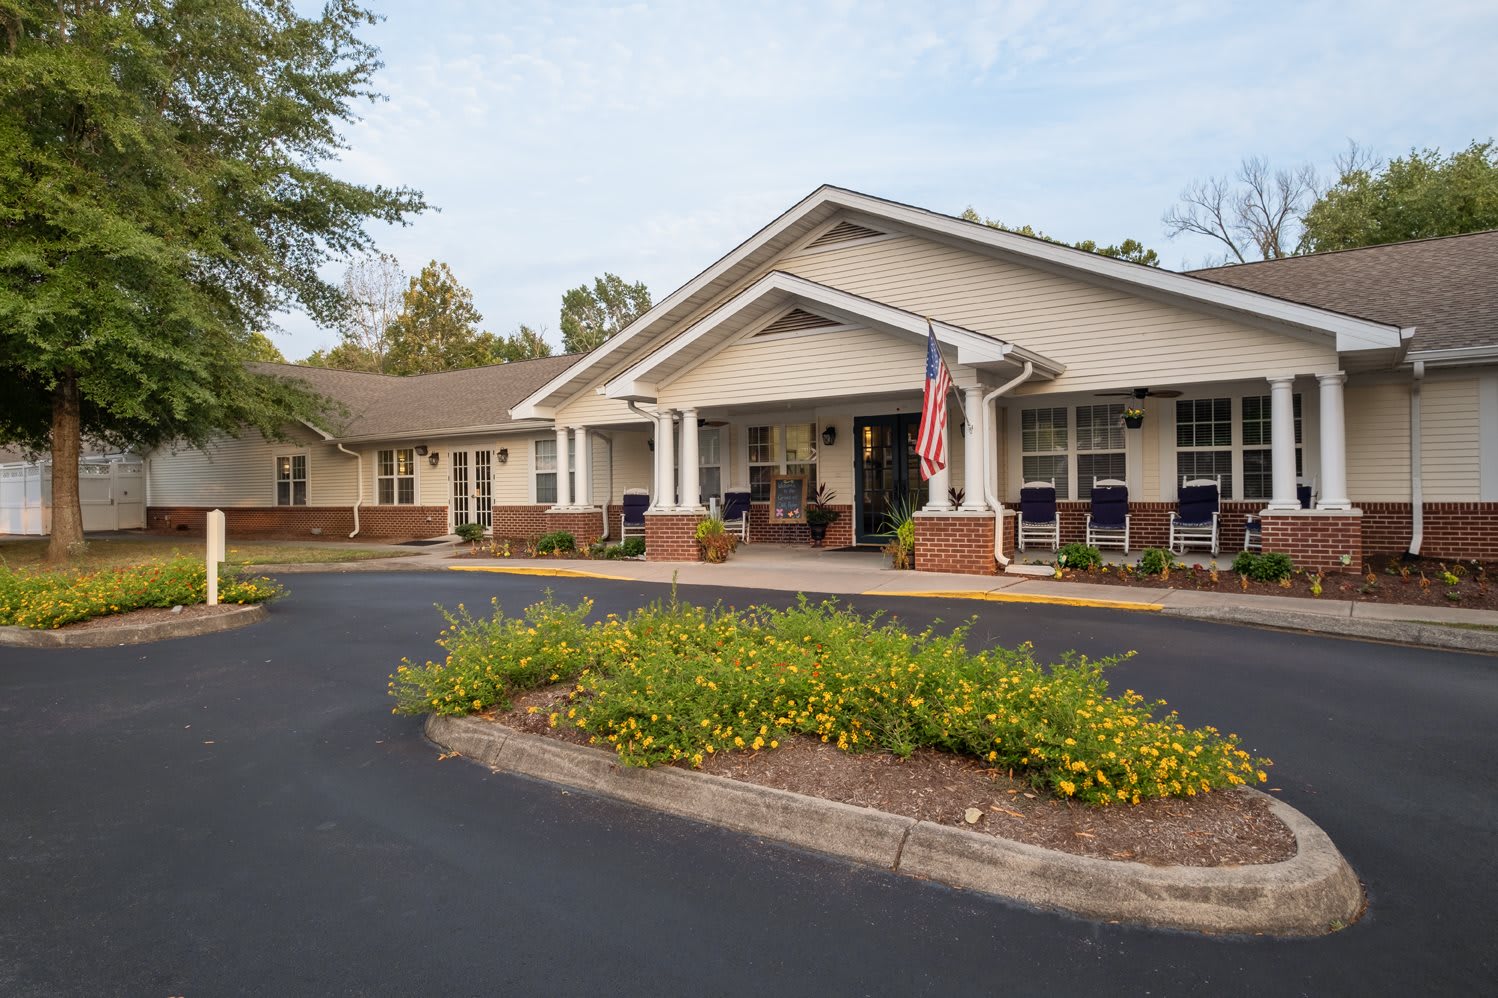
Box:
2 571 1495 996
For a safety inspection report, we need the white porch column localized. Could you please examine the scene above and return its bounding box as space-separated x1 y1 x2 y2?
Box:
554 426 572 508
923 411 952 510
656 409 676 509
1317 372 1351 510
573 426 592 507
680 408 702 510
960 387 987 510
1266 375 1300 510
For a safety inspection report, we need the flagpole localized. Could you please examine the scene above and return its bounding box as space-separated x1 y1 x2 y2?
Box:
925 318 969 425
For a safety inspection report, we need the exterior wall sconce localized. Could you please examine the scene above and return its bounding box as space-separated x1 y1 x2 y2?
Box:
415 445 429 456
497 448 509 463
647 438 655 451
821 425 837 446
427 452 440 467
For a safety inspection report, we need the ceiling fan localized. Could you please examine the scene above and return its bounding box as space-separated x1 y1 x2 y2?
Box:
696 417 729 428
1094 386 1182 400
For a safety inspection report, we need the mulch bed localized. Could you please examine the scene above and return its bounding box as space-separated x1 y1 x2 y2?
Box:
451 537 643 561
54 603 245 632
1049 553 1498 611
493 685 1296 869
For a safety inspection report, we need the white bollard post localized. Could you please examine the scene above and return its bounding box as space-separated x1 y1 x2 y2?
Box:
206 509 225 606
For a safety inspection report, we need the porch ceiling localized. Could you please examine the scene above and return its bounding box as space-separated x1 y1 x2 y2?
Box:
602 271 1065 402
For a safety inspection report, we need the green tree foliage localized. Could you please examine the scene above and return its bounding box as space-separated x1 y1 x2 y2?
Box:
384 261 492 374
560 273 652 353
0 1 426 561
494 324 554 362
1302 140 1498 252
244 332 288 364
960 209 1160 266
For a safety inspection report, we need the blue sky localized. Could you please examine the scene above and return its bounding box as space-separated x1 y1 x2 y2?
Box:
275 0 1498 360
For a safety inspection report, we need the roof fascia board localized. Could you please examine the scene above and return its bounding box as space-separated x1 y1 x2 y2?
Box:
1405 344 1498 366
330 420 553 444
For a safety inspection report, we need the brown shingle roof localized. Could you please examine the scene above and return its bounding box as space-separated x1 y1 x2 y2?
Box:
1187 230 1498 354
249 354 582 439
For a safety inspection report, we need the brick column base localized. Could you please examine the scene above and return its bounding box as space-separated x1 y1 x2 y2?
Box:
914 511 998 575
544 508 608 547
1260 509 1362 573
645 511 706 562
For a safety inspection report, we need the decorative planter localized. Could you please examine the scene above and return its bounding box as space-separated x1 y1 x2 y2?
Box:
807 520 830 545
1123 416 1144 429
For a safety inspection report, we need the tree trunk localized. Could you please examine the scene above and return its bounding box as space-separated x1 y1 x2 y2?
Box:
45 373 85 564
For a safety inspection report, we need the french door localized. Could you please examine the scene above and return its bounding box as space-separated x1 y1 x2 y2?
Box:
450 449 493 532
853 414 928 543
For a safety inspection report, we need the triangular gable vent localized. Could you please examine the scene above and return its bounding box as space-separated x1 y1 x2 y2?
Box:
755 308 841 336
805 219 884 249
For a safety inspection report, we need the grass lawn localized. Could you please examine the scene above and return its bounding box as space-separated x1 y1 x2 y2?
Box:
0 537 425 571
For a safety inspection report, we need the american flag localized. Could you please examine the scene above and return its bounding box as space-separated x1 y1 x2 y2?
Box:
916 320 952 480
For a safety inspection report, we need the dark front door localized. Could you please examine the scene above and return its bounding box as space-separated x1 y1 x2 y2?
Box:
853 414 928 543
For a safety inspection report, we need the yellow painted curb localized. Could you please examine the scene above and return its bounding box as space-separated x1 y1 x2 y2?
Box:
447 565 630 581
867 589 1163 612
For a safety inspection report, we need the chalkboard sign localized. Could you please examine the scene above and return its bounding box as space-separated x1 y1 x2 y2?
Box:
770 474 807 524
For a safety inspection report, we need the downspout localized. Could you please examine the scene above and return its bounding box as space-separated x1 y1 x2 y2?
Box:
336 443 362 539
593 430 615 541
982 361 1034 568
1407 361 1425 558
625 400 660 504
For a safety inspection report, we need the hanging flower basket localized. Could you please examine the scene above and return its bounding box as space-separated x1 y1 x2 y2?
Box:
1122 407 1146 429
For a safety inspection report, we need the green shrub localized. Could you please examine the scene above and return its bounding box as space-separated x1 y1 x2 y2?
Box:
619 537 645 558
390 594 1271 807
1136 548 1171 576
1057 543 1102 571
0 558 283 629
536 531 576 555
454 522 486 544
1231 551 1294 582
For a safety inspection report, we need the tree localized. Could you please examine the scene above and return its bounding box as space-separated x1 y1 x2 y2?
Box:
1162 156 1321 263
560 273 652 353
244 332 288 364
493 324 554 362
0 2 426 561
1302 140 1498 252
959 209 1160 266
384 261 492 374
334 251 405 372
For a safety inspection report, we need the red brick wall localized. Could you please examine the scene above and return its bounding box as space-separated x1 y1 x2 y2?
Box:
1260 513 1362 573
1359 502 1498 560
914 513 998 576
545 509 609 548
747 504 854 547
493 504 549 539
645 511 705 561
146 505 447 540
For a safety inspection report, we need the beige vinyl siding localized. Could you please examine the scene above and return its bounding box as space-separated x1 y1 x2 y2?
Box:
148 429 358 507
605 430 654 501
1140 396 1162 499
553 387 653 428
664 327 927 409
780 234 1338 392
1421 379 1480 500
1346 384 1410 501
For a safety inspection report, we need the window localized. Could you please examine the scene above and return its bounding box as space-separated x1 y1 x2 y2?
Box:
1020 407 1069 497
534 437 574 505
1241 394 1303 500
275 454 307 506
748 423 817 501
1175 398 1232 496
699 427 722 503
376 448 415 505
1075 404 1125 499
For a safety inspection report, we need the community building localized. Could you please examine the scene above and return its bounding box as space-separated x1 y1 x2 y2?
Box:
139 186 1498 571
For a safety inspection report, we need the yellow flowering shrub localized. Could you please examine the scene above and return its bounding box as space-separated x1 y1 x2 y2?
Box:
389 593 1270 806
0 558 282 629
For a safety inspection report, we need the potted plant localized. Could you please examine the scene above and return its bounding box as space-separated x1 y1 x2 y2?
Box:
696 517 737 563
1122 406 1145 429
805 483 841 546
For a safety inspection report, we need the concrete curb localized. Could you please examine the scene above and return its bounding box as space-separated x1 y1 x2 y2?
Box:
1164 606 1498 655
426 716 1363 936
447 565 632 581
869 589 1164 612
0 603 268 649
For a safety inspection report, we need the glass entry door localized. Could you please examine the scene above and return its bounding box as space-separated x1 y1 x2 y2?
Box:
854 415 927 543
450 450 493 532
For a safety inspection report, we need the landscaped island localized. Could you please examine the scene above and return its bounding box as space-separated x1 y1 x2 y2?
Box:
391 593 1269 807
0 558 281 630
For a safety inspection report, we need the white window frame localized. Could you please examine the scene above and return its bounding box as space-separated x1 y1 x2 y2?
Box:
375 447 418 505
698 426 723 503
1165 389 1320 502
1240 393 1303 502
744 421 818 502
1074 403 1126 500
274 452 308 506
532 436 575 505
